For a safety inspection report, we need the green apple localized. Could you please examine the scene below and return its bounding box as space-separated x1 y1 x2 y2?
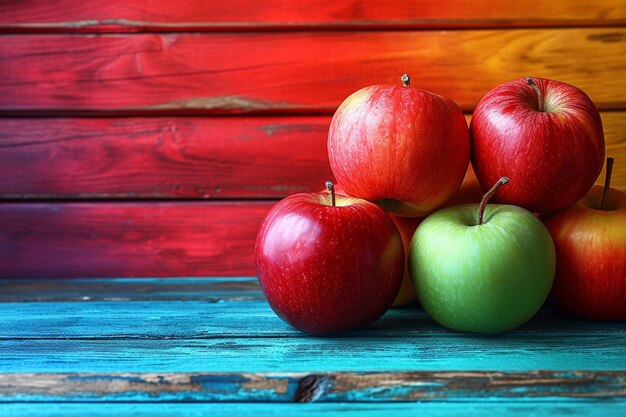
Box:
409 178 556 334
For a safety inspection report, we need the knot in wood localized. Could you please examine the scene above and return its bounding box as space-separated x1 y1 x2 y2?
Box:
294 374 332 402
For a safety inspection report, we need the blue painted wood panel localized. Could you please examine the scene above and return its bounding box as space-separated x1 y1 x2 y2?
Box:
2 300 624 339
1 371 625 402
3 335 625 373
2 402 626 417
0 278 624 409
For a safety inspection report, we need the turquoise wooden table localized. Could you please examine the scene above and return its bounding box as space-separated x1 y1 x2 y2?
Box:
0 277 624 416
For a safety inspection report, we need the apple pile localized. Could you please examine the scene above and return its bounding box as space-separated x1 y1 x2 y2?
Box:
256 75 624 335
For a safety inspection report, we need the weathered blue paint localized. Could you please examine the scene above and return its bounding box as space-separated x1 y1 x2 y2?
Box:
1 299 623 340
1 333 625 373
0 302 493 339
0 277 624 410
2 401 626 417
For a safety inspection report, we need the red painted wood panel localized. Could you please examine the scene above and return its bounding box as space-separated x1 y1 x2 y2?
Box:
1 113 625 199
0 202 272 278
1 0 624 32
1 30 624 114
0 117 332 199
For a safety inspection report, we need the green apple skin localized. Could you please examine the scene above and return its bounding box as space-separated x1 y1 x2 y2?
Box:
409 204 556 334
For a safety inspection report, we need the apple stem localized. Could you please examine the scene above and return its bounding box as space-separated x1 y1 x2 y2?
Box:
477 177 509 225
601 157 614 210
401 74 410 87
326 180 336 207
525 77 543 112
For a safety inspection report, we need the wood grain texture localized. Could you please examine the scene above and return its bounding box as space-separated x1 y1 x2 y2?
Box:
1 0 625 32
0 371 624 402
597 112 626 190
2 402 626 417
0 202 272 278
1 297 624 339
1 112 624 200
0 277 263 302
1 30 624 114
0 280 624 373
2 322 626 374
0 278 624 410
0 117 332 199
3 315 626 374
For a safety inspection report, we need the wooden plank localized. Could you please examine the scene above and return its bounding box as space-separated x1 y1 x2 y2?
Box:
0 202 272 278
0 277 263 302
597 112 626 190
1 112 624 200
1 1 624 32
0 371 624 402
0 280 623 408
0 30 624 114
0 279 623 373
0 277 621 340
1 298 624 339
2 335 625 373
2 402 625 417
0 117 333 199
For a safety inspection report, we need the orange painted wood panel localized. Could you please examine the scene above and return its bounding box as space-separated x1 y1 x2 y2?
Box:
597 113 626 192
0 202 272 278
0 117 333 199
0 29 624 114
1 0 625 32
1 112 624 200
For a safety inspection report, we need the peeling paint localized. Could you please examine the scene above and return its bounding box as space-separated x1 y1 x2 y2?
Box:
2 371 624 402
241 374 290 395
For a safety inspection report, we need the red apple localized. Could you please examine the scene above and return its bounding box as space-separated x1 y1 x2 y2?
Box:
328 74 470 217
319 183 420 308
544 158 626 321
470 76 605 213
318 183 418 308
255 182 405 335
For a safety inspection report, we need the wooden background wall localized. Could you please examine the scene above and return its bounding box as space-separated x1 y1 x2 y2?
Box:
1 1 625 278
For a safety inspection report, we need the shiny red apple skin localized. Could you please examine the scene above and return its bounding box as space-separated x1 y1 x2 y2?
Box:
470 77 605 213
255 191 405 335
544 185 626 321
320 183 419 307
319 184 419 308
328 81 470 217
